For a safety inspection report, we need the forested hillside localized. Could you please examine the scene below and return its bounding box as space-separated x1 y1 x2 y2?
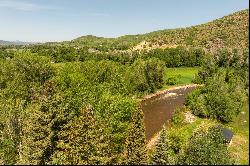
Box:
66 9 249 53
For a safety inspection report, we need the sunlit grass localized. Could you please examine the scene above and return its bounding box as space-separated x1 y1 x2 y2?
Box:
227 100 249 165
158 67 199 90
164 67 199 84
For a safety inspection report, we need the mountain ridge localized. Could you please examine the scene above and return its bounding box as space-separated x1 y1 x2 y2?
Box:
69 9 249 53
2 9 248 52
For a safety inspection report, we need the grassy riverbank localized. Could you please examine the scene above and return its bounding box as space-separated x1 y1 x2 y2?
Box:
138 67 200 102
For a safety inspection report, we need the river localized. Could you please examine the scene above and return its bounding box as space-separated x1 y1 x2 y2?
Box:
141 85 197 141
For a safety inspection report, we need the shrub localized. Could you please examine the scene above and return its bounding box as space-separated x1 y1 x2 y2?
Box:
171 108 185 126
166 76 177 85
179 126 234 165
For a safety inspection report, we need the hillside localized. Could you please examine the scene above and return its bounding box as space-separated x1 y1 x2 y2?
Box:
67 9 248 53
140 9 249 52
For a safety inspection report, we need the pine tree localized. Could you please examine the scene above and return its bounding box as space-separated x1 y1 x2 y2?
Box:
51 105 99 165
120 106 148 165
150 127 176 165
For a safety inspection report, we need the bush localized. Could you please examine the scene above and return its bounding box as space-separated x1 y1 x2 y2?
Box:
150 127 176 165
179 126 234 165
166 76 177 85
171 108 185 126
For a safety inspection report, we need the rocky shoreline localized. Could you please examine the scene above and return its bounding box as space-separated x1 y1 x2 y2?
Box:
142 84 202 102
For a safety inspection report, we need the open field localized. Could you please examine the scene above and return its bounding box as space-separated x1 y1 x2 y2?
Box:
154 67 200 91
164 67 199 85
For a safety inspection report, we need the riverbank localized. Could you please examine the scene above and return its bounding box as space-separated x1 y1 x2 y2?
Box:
142 83 201 142
141 84 202 102
142 83 203 149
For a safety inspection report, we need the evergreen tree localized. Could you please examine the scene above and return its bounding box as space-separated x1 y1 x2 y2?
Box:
120 107 148 165
51 105 99 165
150 127 176 165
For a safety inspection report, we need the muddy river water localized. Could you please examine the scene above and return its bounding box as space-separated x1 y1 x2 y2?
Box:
141 85 197 141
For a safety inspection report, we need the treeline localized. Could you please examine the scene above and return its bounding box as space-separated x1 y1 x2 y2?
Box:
141 47 205 67
11 45 206 67
0 52 165 164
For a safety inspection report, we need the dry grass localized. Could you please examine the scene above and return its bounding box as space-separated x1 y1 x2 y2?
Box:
229 135 249 165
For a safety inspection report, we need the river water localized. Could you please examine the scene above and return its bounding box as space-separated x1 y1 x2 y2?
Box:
141 86 197 141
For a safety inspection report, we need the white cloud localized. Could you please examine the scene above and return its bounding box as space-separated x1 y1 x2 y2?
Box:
0 0 56 11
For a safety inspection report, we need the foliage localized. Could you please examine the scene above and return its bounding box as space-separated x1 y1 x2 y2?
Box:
150 127 176 165
150 127 184 165
142 46 205 67
165 76 178 85
179 126 234 165
0 51 159 164
51 106 101 165
186 69 246 122
0 53 54 164
194 48 249 85
125 58 165 93
171 108 185 126
120 107 148 165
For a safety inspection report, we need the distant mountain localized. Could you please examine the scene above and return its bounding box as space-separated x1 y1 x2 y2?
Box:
68 9 249 53
0 40 35 46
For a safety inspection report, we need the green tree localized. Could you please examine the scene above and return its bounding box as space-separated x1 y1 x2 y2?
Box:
120 107 148 165
186 69 245 122
150 127 176 165
51 106 100 165
179 126 234 165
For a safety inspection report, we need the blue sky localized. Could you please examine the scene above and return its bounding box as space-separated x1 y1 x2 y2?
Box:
0 0 248 42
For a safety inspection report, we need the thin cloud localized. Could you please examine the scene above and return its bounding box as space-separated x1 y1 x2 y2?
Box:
0 0 57 11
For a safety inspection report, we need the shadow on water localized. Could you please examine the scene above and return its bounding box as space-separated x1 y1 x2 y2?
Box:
141 86 197 141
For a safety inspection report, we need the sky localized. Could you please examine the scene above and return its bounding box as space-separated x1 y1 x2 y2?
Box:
0 0 249 42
